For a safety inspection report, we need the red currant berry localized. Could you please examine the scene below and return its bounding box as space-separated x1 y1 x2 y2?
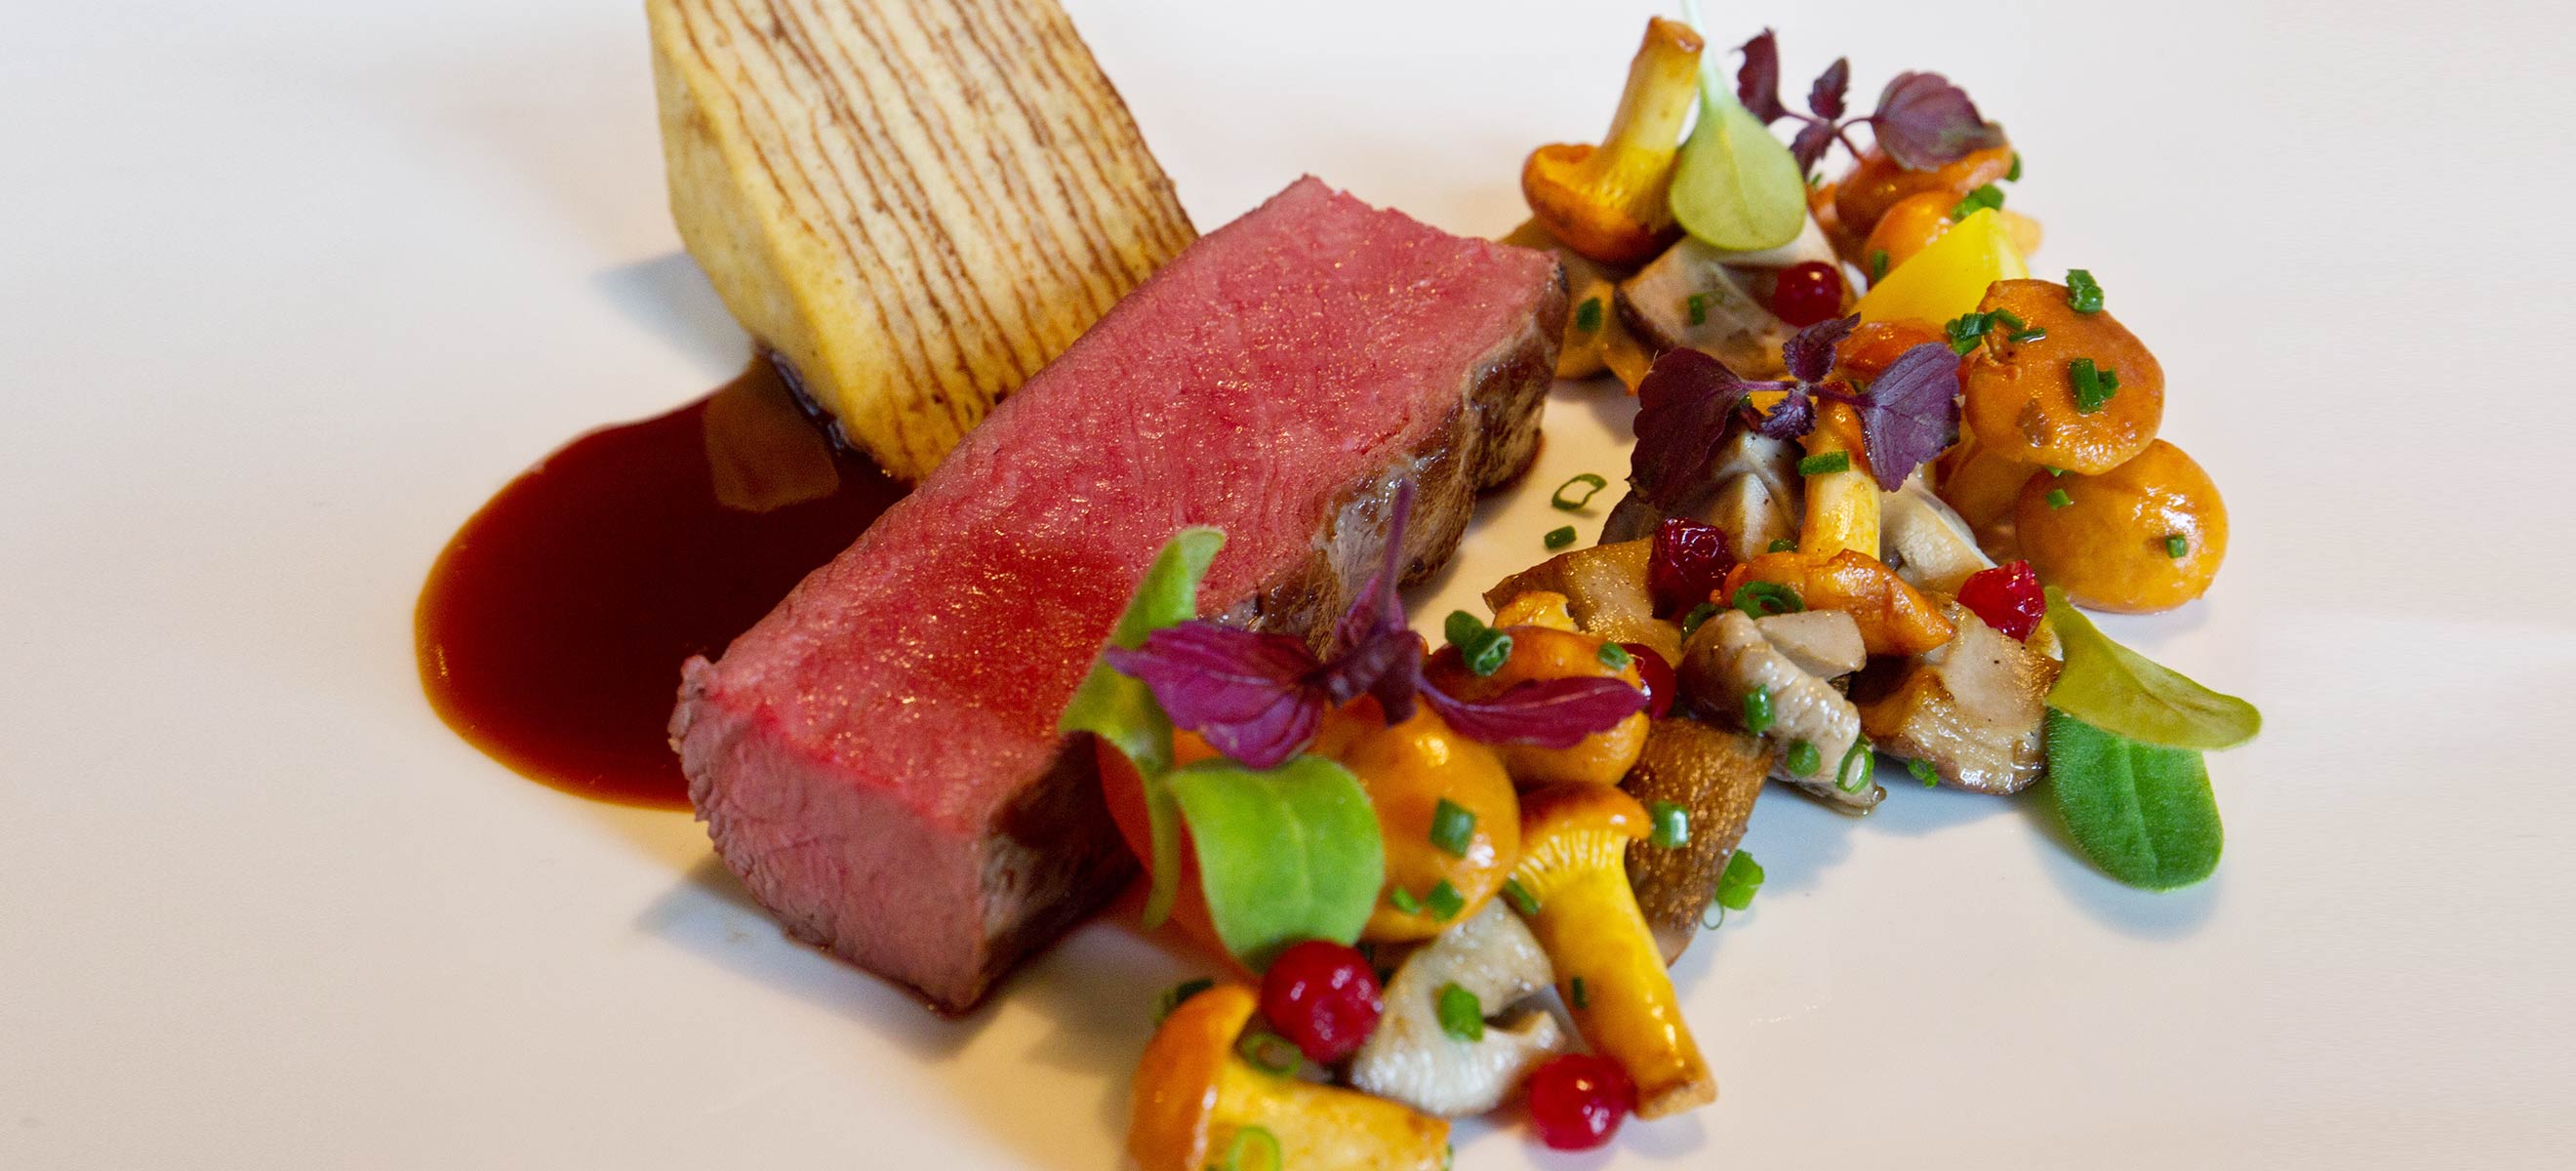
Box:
1258 940 1384 1064
1769 261 1845 327
1647 517 1733 617
1620 642 1675 721
1525 1054 1635 1151
1956 559 2045 641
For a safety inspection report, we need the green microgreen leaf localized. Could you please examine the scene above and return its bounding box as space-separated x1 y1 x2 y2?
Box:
2044 588 2262 750
1166 754 1384 969
1669 71 1809 251
2045 709 2223 890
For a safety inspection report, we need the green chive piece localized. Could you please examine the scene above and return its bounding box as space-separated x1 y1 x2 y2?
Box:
1787 739 1820 776
1501 876 1541 917
1596 642 1633 670
1767 538 1798 553
1424 879 1467 921
1836 742 1874 792
1732 581 1805 618
1154 977 1215 1024
2045 488 2073 509
1436 983 1484 1041
1743 685 1775 736
2164 534 2190 558
2009 327 2047 343
1870 249 1890 282
1909 757 1941 787
1388 886 1422 915
2045 465 2068 477
1949 182 2005 222
1569 976 1590 1009
1679 601 1721 640
2006 152 2024 182
1686 292 1711 326
1429 798 1475 858
1990 310 2026 331
1544 525 1577 550
2069 356 2120 414
1945 310 1991 355
1650 800 1690 849
1444 611 1513 676
2066 268 2106 313
1713 850 1765 911
1237 1030 1302 1075
1574 296 1604 333
1551 472 1609 511
1220 1126 1282 1171
1797 450 1852 476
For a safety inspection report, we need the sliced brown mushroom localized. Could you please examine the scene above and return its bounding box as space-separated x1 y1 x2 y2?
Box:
1616 237 1793 377
1621 718 1771 963
1348 902 1570 1117
1600 421 1803 560
1751 610 1866 679
1879 474 1995 595
1678 610 1880 812
1854 599 2060 793
1482 539 1679 664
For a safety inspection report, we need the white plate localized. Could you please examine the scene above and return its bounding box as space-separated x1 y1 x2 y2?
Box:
4 1 2569 1167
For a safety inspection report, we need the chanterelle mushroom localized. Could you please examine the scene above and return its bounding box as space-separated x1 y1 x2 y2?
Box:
1520 18 1703 264
1679 610 1881 812
1128 984 1448 1171
1349 902 1570 1116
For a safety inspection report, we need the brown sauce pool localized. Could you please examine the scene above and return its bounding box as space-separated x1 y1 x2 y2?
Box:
416 356 902 808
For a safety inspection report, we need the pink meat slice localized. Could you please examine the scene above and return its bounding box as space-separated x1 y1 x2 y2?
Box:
672 177 1561 1012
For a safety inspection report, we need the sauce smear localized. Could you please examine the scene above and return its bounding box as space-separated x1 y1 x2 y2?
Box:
417 357 901 808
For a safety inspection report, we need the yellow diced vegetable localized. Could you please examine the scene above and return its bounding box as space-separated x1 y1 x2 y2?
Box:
1854 207 2029 329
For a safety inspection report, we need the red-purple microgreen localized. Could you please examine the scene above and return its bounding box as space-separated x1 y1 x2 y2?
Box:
1107 484 1644 768
1628 314 1960 498
1736 29 2007 174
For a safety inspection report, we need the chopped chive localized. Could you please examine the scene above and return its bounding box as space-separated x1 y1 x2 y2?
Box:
1237 1030 1302 1075
2164 534 2190 558
2066 268 2106 313
2045 465 2068 477
1949 182 2005 221
1732 580 1804 618
1569 976 1590 1010
1797 450 1852 476
1551 472 1609 510
1786 739 1820 776
1219 1126 1282 1171
1154 977 1215 1024
1713 850 1765 911
1436 983 1484 1041
2009 326 2047 343
1909 757 1940 787
1429 798 1475 858
2069 356 2120 414
1679 601 1721 640
1544 525 1577 550
1767 538 1798 553
1424 879 1467 921
1501 876 1541 916
1388 886 1422 915
1650 800 1690 849
1596 642 1632 670
2006 152 2024 182
1945 310 1991 355
1836 742 1874 792
1686 292 1711 326
2045 488 2073 509
1444 610 1513 676
1743 684 1775 736
1870 249 1890 282
1990 310 2027 331
1574 296 1604 333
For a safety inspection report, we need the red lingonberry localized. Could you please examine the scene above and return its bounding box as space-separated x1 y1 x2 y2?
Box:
1525 1053 1636 1151
1648 517 1733 618
1621 642 1675 720
1257 940 1383 1064
1769 261 1845 327
1957 559 2045 641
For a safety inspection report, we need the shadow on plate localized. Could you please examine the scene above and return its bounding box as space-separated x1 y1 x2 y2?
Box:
590 253 747 379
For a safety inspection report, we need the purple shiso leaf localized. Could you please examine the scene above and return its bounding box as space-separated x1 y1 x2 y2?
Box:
1751 383 1815 440
1854 342 1964 490
1106 624 1326 770
1789 119 1840 176
1629 348 1754 509
1867 72 2008 171
1806 57 1850 121
1735 30 1791 124
1420 675 1650 748
1782 314 1858 384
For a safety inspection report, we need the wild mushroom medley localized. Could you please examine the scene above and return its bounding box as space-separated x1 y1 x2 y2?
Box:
1090 12 2259 1166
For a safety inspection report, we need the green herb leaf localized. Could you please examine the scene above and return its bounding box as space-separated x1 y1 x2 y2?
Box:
2045 709 2222 890
1545 525 1578 550
1713 849 1764 911
1669 47 1808 252
1059 528 1225 928
2045 588 2262 749
1444 610 1514 676
1429 798 1475 858
1165 754 1385 968
1437 983 1485 1041
1552 473 1609 511
1650 800 1690 849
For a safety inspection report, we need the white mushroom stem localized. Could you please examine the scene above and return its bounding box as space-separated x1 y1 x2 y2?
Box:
1348 902 1569 1116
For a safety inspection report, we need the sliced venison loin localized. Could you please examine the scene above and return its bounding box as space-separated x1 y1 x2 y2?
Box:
671 178 1563 1012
